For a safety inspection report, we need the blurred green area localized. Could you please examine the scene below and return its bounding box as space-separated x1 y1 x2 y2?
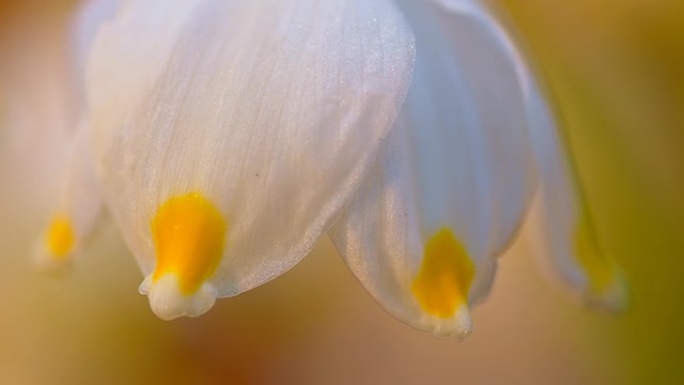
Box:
500 1 684 383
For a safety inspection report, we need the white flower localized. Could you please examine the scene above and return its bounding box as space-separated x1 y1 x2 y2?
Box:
20 0 627 338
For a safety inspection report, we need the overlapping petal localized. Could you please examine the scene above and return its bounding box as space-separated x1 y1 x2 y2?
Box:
22 0 117 268
0 0 112 270
523 78 629 311
330 0 536 337
5 0 628 332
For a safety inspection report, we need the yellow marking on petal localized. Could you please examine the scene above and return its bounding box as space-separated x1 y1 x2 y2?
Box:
151 192 227 295
574 210 615 295
45 215 75 261
412 228 475 318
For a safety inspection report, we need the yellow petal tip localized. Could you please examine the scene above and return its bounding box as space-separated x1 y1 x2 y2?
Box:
412 227 475 318
32 215 77 272
574 212 630 312
411 228 476 339
151 192 227 295
46 215 75 260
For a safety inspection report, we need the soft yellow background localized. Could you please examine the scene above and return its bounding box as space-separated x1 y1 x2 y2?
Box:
0 1 682 384
501 1 684 383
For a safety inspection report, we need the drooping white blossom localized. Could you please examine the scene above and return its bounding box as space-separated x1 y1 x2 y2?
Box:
9 0 627 337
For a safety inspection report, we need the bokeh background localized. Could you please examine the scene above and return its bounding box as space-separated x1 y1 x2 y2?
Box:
0 1 682 384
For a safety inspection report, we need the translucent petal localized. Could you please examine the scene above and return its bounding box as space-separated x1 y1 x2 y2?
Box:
32 121 102 270
330 0 535 337
26 0 117 270
87 0 204 154
70 0 119 93
523 79 630 312
0 0 110 269
87 0 415 319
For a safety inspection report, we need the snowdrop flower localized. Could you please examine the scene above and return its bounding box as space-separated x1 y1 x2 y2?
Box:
26 0 628 338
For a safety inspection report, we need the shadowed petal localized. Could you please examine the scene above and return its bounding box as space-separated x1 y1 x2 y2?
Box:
330 0 536 337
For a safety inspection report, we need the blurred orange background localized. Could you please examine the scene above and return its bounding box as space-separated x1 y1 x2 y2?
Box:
1 1 682 384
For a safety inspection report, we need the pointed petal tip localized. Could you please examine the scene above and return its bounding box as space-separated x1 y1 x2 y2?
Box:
584 271 631 314
31 244 74 275
142 274 218 321
31 219 77 274
425 305 473 339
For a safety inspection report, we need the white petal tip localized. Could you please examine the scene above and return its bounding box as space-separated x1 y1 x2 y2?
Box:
424 305 473 339
30 240 73 274
141 274 218 321
585 273 631 313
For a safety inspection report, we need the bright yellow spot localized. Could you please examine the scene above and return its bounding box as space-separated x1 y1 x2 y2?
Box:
151 192 227 295
412 228 475 318
574 210 615 294
45 216 75 260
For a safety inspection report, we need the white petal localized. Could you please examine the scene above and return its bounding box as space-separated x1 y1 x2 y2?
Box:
0 0 109 270
330 0 535 337
87 0 415 319
70 0 119 92
523 79 629 311
32 120 103 270
87 0 204 154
